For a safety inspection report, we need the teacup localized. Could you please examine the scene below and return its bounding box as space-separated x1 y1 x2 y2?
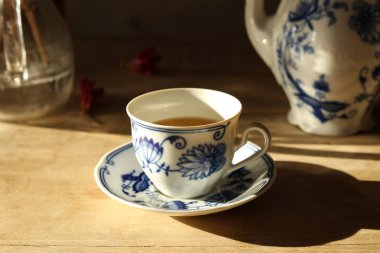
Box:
126 88 271 198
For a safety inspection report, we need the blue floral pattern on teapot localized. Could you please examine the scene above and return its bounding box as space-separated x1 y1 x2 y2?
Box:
246 0 380 135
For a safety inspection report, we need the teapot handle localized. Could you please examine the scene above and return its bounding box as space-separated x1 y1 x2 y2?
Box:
245 0 274 68
2 0 28 86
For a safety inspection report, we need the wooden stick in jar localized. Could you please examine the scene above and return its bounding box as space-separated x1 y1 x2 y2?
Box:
21 0 48 64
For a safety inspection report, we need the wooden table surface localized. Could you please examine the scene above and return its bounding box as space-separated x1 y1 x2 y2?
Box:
1 37 380 252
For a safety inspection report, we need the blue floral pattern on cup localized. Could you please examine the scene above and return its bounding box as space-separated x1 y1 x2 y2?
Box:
134 135 227 180
177 143 227 180
132 120 231 181
133 135 187 175
135 137 164 171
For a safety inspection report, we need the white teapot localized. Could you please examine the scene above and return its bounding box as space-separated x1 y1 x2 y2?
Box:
245 0 380 135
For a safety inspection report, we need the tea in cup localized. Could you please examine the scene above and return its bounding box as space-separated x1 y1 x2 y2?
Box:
126 88 271 198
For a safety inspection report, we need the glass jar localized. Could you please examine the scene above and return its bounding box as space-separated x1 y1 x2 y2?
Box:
0 0 74 121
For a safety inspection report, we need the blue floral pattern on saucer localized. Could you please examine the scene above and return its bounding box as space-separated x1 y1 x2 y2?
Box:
94 141 276 216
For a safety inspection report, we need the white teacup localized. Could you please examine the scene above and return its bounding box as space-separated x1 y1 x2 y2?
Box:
126 88 271 198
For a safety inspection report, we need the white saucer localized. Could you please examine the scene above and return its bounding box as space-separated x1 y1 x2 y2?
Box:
94 141 276 216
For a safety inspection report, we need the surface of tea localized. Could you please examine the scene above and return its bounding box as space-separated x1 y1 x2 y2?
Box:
154 117 218 126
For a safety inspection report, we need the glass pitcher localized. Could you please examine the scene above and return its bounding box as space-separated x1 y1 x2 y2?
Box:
0 0 74 121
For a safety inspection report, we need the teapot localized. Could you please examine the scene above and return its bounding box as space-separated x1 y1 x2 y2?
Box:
0 0 74 121
245 0 380 135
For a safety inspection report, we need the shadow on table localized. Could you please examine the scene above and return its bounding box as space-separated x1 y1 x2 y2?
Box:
173 161 380 247
269 145 380 160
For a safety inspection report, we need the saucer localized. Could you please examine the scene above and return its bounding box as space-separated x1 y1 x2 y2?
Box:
94 141 276 216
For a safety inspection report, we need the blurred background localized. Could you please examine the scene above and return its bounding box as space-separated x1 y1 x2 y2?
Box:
14 0 286 134
62 0 278 39
60 0 278 75
24 0 283 133
65 0 246 38
4 0 378 135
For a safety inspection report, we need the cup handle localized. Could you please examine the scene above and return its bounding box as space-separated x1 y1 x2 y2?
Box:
223 123 271 177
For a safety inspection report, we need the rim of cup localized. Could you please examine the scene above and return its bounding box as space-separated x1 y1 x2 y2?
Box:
126 88 242 130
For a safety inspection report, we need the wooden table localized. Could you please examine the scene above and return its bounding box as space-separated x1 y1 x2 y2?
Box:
1 37 380 252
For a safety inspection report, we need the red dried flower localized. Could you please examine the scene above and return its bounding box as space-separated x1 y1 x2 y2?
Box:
129 47 161 75
79 77 104 115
